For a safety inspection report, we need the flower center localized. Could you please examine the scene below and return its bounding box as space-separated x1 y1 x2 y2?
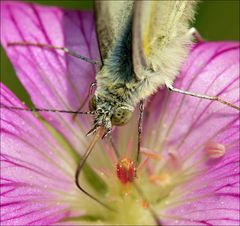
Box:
66 140 226 225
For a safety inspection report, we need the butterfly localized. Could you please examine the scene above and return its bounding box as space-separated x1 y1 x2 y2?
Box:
2 0 239 216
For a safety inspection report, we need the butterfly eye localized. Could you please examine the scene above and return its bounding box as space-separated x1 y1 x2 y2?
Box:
111 107 132 126
89 95 97 111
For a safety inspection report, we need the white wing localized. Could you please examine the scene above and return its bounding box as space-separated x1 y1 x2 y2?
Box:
133 0 198 85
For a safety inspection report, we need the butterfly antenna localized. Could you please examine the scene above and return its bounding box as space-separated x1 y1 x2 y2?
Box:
0 104 95 115
136 100 144 165
86 125 100 136
75 126 115 211
108 135 120 159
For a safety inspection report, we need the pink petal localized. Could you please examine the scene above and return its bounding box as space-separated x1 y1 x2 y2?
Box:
161 144 239 225
145 42 239 225
1 1 100 151
0 83 82 225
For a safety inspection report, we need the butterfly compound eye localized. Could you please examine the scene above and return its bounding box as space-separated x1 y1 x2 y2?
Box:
89 95 97 111
111 107 132 126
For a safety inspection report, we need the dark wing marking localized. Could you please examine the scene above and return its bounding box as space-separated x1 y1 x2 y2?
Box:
95 1 134 62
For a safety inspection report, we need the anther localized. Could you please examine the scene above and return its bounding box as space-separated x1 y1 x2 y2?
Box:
204 141 226 159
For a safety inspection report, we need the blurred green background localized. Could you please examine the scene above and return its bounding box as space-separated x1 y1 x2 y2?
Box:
1 0 239 106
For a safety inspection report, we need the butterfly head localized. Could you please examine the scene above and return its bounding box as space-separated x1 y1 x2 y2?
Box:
89 95 133 136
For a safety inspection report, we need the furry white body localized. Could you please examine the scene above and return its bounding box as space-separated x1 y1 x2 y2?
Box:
94 1 198 130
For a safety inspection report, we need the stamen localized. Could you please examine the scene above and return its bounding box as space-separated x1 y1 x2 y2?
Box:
141 147 163 161
204 141 226 159
142 199 150 209
168 149 181 170
149 172 171 186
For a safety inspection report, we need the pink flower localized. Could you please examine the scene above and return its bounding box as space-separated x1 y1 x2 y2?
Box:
1 1 239 225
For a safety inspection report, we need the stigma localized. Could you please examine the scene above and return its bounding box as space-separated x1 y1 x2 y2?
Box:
116 158 136 184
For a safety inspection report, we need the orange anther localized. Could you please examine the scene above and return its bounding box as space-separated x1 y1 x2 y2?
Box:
149 172 171 185
142 199 149 209
141 147 162 161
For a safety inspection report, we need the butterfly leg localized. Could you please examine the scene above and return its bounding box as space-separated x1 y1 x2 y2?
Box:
188 27 204 42
136 100 145 164
167 84 240 111
0 104 94 115
7 41 101 65
72 82 97 120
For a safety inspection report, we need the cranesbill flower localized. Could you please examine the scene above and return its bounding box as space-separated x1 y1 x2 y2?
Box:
1 1 239 225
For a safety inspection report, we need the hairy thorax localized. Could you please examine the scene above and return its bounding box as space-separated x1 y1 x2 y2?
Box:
92 67 137 130
95 66 138 107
